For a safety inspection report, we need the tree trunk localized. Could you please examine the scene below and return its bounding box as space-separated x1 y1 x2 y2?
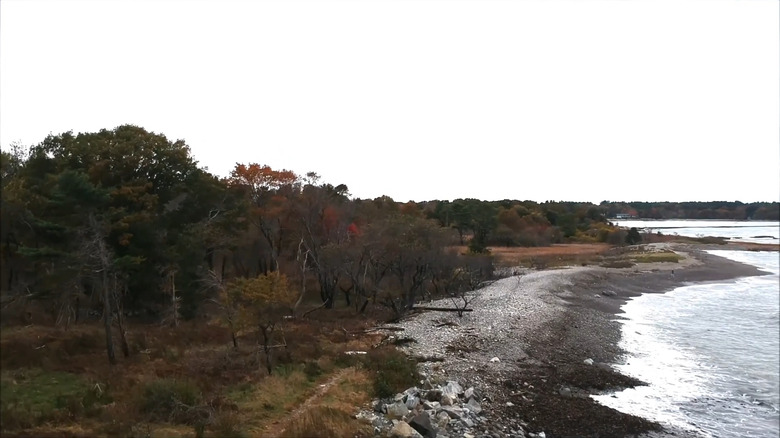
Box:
102 270 116 365
112 275 130 357
260 325 272 375
170 271 178 328
294 241 308 315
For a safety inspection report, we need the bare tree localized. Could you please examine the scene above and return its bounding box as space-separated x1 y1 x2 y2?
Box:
203 270 240 348
81 214 117 364
160 266 180 327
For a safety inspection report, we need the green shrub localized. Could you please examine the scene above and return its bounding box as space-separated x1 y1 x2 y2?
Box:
303 361 323 381
273 363 298 377
362 347 419 398
140 378 201 423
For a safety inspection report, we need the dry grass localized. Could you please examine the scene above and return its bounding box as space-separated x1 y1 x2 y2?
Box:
280 406 366 438
462 244 612 269
0 306 389 438
227 368 315 435
277 367 373 438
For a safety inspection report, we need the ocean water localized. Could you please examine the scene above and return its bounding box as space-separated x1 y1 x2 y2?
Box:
592 222 780 437
613 219 779 244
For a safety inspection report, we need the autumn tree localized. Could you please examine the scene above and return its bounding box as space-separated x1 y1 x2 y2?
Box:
227 163 299 274
226 273 296 374
297 180 353 308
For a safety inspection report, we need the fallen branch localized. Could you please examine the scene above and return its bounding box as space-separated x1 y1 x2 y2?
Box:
413 355 446 363
411 306 473 312
364 326 405 332
301 302 327 318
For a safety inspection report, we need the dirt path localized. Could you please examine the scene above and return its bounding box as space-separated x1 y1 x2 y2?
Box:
265 367 353 438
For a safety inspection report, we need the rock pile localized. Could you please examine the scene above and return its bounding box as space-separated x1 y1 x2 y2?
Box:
355 379 540 438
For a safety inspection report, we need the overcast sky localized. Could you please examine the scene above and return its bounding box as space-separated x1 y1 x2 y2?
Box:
1 0 778 204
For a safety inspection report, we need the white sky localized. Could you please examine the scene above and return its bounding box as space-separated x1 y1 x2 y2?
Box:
1 0 778 204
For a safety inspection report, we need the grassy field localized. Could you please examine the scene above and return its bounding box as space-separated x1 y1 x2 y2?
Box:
0 310 419 438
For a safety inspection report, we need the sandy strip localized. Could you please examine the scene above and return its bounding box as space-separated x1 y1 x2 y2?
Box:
387 243 770 438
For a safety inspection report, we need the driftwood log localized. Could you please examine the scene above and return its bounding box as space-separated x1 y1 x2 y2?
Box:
411 306 473 312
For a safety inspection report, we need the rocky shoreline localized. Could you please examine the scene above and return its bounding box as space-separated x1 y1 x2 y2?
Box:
362 243 770 438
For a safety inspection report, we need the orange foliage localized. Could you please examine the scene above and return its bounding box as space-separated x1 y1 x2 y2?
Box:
228 163 298 201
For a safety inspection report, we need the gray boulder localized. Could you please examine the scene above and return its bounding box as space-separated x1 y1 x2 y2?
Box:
425 389 443 402
440 406 465 419
406 395 420 410
390 421 424 438
435 411 450 428
442 381 464 399
422 400 441 410
409 412 438 438
465 397 482 414
387 401 410 419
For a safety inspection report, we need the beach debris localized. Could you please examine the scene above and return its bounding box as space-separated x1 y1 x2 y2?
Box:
583 358 594 365
489 356 501 363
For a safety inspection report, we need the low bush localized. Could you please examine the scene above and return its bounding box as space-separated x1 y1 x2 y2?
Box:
303 360 323 381
139 378 202 423
210 409 246 438
361 346 419 398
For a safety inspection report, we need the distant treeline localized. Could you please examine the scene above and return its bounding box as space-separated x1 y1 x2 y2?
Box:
600 201 779 221
0 125 775 324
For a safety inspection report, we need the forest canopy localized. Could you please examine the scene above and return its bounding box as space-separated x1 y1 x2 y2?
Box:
1 125 778 326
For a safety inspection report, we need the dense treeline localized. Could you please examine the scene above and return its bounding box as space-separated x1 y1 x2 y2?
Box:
2 126 774 337
0 126 625 330
600 201 779 220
